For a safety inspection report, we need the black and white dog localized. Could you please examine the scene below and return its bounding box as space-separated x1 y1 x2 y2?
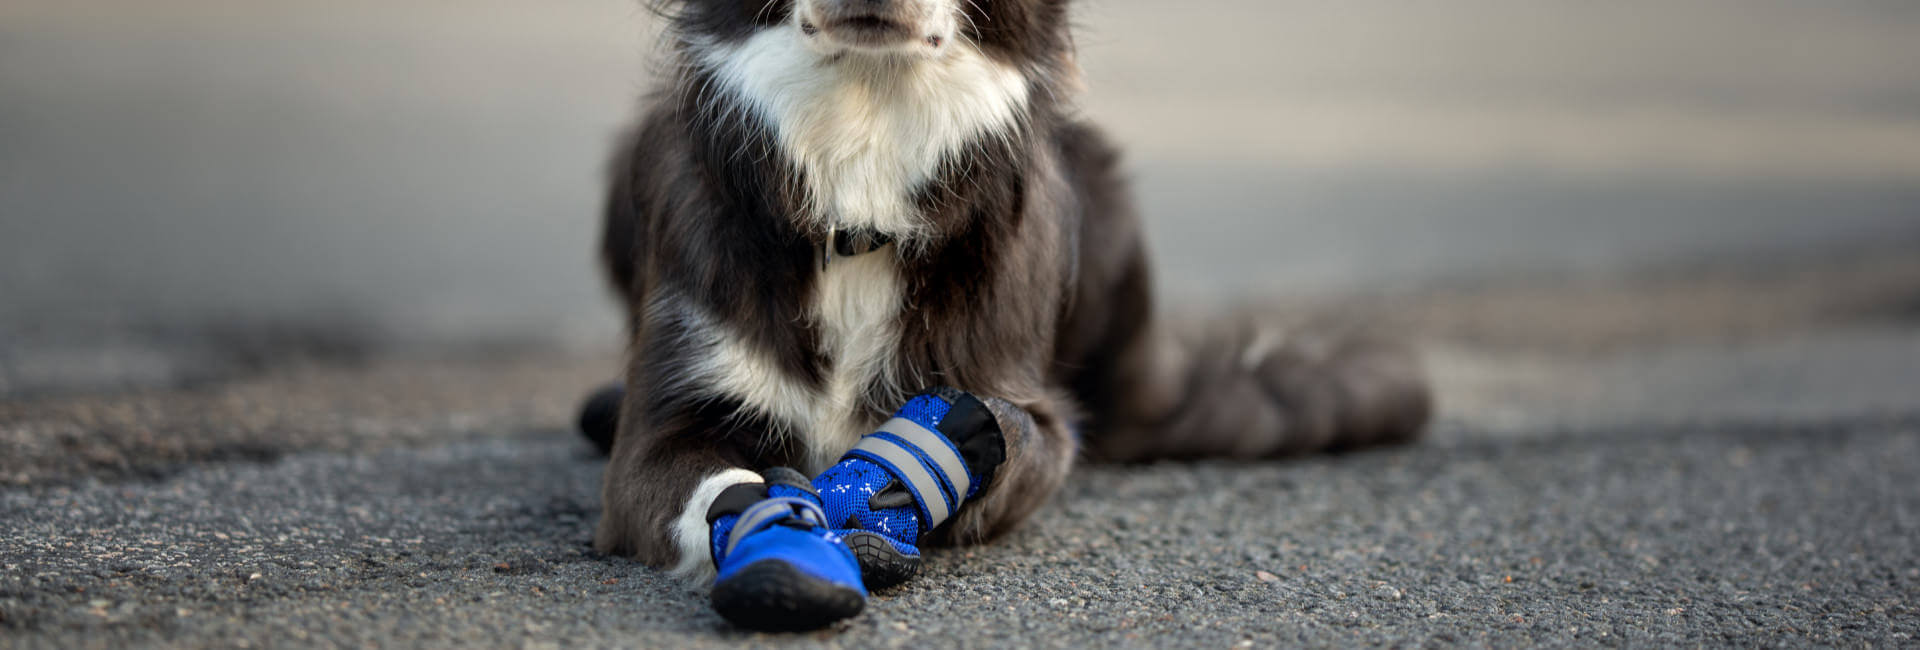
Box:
583 0 1431 629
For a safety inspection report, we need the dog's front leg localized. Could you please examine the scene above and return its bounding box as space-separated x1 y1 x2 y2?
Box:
808 387 1078 588
595 393 871 630
936 391 1077 546
592 408 766 578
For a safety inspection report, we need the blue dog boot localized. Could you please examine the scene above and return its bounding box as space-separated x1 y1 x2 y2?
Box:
707 468 866 631
814 388 1006 589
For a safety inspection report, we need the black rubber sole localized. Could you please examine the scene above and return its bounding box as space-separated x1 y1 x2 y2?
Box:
842 531 921 590
710 559 865 632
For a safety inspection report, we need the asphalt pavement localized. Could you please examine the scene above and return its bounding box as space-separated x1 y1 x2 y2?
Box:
4 251 1918 648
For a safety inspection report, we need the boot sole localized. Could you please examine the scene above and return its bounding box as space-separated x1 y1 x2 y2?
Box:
843 531 921 590
710 559 865 631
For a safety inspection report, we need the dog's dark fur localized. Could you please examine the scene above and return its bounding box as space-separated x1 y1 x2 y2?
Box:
591 0 1432 572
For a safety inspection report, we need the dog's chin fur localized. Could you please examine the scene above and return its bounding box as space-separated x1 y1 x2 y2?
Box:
790 0 963 60
692 26 1031 242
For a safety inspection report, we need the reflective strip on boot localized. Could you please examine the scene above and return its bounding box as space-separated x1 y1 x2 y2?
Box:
845 417 972 529
723 497 828 559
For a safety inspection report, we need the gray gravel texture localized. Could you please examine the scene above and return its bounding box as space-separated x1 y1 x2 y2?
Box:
5 282 1920 647
3 415 1915 647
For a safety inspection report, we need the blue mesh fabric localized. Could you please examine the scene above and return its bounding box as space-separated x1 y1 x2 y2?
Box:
814 391 993 551
767 482 818 503
894 394 952 433
816 457 925 546
709 513 738 565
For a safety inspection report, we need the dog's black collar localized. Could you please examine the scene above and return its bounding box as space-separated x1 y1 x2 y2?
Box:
820 226 894 269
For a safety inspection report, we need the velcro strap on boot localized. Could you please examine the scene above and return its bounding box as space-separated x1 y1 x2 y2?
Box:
721 497 828 558
706 483 770 524
845 417 972 529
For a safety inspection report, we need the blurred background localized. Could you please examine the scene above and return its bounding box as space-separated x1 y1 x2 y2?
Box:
2 0 1918 397
6 4 1918 642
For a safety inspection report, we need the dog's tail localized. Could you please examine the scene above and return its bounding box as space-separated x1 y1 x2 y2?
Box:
1077 318 1432 462
577 383 625 456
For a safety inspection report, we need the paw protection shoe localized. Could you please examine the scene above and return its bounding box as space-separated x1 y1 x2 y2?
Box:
706 468 866 631
812 388 1006 589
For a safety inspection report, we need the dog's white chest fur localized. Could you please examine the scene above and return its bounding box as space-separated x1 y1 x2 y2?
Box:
699 29 1030 236
686 29 1029 472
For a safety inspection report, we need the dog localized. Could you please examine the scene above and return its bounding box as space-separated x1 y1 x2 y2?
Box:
582 0 1431 629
